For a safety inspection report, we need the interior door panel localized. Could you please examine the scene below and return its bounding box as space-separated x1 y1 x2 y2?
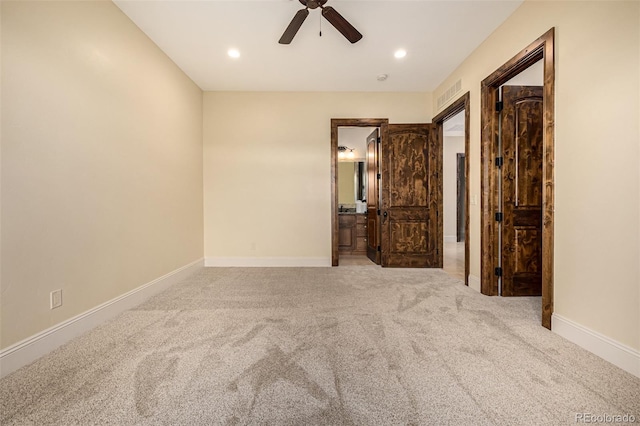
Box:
501 86 544 296
380 123 441 267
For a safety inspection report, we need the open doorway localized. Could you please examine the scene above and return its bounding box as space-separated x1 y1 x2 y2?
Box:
331 118 441 268
497 60 544 298
336 126 379 266
442 111 466 281
433 93 470 285
480 28 555 329
331 119 388 266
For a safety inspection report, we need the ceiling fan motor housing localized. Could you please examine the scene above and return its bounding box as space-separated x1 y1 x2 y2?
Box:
280 0 362 45
300 0 328 9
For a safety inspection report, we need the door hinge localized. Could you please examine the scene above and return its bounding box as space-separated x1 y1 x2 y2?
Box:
495 101 504 112
495 212 503 222
377 136 381 144
377 245 381 252
377 209 381 216
377 173 381 180
495 157 504 168
495 267 503 277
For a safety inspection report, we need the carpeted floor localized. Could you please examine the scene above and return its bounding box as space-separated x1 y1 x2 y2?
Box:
1 267 639 425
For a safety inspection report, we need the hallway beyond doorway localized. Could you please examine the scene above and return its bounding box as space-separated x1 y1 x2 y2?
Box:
443 241 464 281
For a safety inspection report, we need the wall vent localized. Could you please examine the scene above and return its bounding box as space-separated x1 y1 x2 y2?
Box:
437 79 462 111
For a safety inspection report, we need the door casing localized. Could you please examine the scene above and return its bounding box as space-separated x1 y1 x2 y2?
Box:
480 28 555 329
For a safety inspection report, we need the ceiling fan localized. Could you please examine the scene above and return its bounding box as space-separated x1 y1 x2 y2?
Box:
279 0 363 45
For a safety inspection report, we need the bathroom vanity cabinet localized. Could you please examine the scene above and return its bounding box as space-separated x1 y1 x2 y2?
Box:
338 213 367 255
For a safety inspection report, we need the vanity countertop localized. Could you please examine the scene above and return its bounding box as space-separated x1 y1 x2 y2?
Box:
338 210 366 215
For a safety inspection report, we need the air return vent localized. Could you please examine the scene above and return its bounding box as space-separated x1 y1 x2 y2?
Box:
437 79 462 111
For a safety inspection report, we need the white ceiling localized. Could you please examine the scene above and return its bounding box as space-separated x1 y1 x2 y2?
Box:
114 0 524 92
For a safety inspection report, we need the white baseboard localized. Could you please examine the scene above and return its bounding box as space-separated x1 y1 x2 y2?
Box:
0 258 204 379
552 314 640 379
468 274 481 292
444 236 457 243
205 257 331 267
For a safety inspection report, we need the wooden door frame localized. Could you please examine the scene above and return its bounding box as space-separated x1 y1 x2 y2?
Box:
480 28 555 329
331 118 389 266
433 92 470 285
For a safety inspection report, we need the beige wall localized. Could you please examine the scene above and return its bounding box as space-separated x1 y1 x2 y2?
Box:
203 92 431 260
433 0 640 350
1 1 204 348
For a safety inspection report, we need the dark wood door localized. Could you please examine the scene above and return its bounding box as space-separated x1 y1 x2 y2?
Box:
366 129 380 264
501 86 543 296
380 123 440 267
456 153 466 242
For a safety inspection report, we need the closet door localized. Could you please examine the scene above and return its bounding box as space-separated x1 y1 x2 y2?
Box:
501 86 543 296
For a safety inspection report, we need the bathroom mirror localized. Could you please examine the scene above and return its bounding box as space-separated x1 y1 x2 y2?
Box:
338 161 366 205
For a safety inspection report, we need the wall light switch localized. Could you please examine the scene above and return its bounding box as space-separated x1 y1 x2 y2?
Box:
50 289 62 309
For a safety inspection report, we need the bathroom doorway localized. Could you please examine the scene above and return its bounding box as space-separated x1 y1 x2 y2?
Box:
331 118 441 268
337 125 379 266
331 119 387 266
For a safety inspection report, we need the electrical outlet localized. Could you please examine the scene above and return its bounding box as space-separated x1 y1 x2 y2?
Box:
50 289 62 309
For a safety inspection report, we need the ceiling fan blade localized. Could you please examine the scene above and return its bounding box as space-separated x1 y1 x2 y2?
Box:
321 6 362 44
279 9 309 44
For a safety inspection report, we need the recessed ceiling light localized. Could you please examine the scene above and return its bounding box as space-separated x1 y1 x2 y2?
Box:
394 49 407 59
227 48 240 59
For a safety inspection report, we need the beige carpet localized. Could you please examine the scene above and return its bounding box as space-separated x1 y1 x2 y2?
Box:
1 267 639 425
